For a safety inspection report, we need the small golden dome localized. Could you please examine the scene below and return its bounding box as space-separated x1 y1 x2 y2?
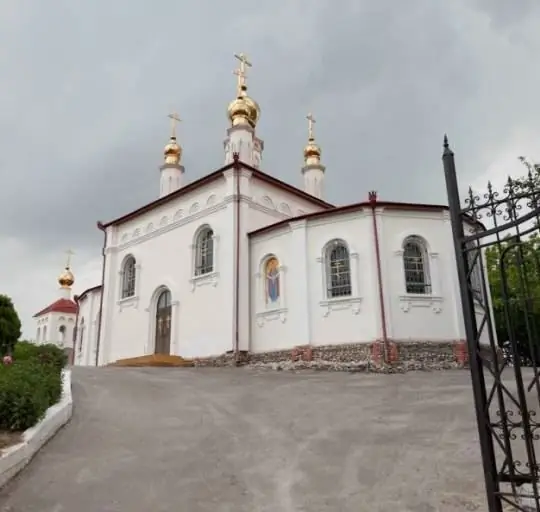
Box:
164 136 182 165
303 113 322 166
304 138 321 161
58 267 74 288
227 87 260 128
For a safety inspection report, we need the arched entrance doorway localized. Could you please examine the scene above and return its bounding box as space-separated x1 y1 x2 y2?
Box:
154 289 172 355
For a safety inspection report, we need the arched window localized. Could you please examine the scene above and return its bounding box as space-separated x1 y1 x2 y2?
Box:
78 318 85 353
36 327 41 343
122 256 137 298
43 326 47 342
403 236 431 294
326 240 352 298
59 325 66 345
265 257 280 304
157 289 172 309
195 227 214 276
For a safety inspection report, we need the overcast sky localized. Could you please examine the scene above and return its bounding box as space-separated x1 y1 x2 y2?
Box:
1 0 540 338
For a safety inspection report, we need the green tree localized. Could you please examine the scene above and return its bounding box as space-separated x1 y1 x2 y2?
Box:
0 294 22 357
486 234 540 363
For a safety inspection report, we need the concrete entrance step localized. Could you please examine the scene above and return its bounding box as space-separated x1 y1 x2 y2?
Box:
109 354 194 367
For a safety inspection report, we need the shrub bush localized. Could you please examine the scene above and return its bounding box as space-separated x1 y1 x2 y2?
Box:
0 343 66 432
14 341 67 372
0 295 22 357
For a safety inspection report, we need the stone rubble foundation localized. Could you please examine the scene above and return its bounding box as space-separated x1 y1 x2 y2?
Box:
192 340 490 373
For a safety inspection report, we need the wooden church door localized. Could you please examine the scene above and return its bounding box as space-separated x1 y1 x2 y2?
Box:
155 289 172 355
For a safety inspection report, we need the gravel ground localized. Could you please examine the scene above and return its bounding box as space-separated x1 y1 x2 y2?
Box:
0 366 491 511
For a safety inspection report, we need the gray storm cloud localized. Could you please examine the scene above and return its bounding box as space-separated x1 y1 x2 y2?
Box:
0 0 539 336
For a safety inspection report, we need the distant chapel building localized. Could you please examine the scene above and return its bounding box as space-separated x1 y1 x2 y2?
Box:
35 53 491 368
34 255 77 352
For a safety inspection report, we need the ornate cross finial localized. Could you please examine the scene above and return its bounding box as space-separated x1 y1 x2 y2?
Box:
65 249 74 269
168 112 181 138
307 113 316 140
233 53 252 93
234 52 252 74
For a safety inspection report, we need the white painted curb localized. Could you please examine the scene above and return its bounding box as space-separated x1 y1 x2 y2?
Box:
0 369 73 489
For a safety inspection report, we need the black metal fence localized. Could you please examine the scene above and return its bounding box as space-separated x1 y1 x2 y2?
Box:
443 136 540 511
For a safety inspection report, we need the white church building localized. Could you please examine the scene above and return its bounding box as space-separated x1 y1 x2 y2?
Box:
35 53 489 368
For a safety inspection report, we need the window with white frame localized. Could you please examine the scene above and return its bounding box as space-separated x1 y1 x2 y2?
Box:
122 255 137 298
403 235 431 294
325 240 352 298
194 227 214 276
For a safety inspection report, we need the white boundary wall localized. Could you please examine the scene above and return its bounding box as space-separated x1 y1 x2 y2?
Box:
0 370 73 489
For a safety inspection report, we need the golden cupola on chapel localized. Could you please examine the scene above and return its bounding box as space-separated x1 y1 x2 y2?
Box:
303 113 322 166
58 251 75 289
227 53 260 129
163 112 183 165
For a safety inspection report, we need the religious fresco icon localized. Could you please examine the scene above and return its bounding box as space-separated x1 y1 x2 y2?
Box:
265 257 280 303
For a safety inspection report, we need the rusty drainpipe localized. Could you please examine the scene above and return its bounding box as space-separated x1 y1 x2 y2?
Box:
72 294 80 366
369 191 389 364
233 153 241 365
95 221 108 367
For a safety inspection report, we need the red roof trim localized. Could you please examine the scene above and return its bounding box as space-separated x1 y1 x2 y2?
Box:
33 298 78 318
99 160 334 229
238 161 334 209
248 200 485 237
75 285 102 302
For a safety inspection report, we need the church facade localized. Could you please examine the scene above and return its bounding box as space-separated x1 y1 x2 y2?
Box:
61 53 493 368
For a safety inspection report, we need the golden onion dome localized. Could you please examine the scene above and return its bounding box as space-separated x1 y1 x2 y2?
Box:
164 136 182 165
227 86 260 128
58 267 74 288
303 113 322 166
303 137 321 164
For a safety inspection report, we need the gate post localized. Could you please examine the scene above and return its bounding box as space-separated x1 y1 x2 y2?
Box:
442 135 502 512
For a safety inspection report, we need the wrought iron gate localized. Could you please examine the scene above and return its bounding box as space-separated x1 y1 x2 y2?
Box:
443 136 540 511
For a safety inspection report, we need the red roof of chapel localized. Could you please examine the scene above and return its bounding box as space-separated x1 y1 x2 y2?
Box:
33 298 78 318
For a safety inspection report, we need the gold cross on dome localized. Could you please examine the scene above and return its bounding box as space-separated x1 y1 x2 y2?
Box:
65 249 74 269
233 53 252 93
307 113 316 140
233 68 246 91
167 112 181 137
234 52 252 74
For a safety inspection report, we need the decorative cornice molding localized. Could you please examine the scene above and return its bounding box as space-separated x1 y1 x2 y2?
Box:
308 210 367 228
189 271 220 292
319 297 362 317
247 199 288 219
301 164 326 174
255 307 288 327
289 219 308 230
159 163 185 173
116 295 140 312
398 295 443 313
114 201 228 251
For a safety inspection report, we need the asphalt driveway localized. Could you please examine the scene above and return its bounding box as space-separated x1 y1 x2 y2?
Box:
0 367 487 511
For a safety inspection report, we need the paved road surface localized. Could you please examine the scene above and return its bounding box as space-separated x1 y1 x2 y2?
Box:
0 367 487 511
